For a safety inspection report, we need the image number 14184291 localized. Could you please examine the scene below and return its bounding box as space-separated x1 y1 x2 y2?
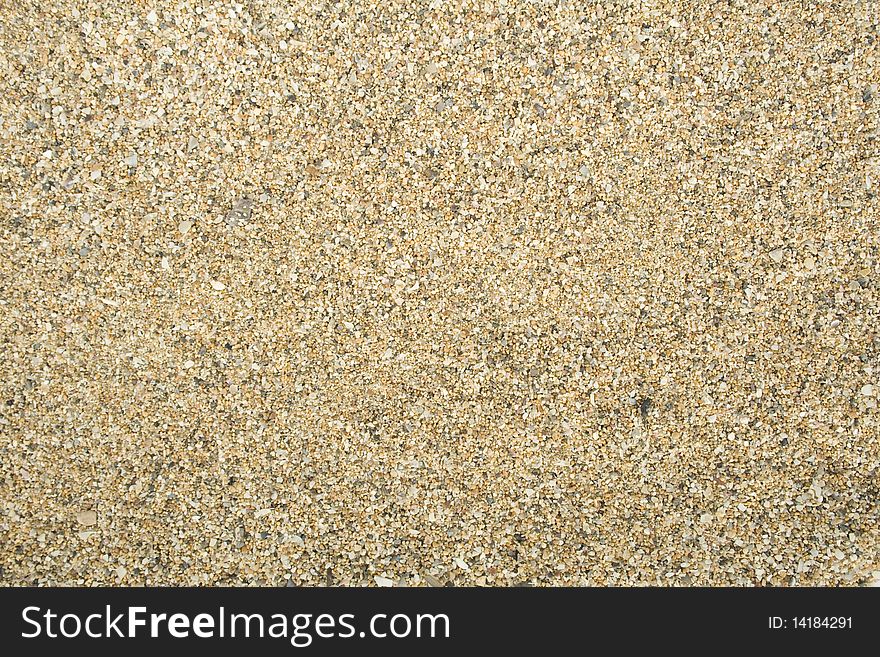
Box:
769 617 852 630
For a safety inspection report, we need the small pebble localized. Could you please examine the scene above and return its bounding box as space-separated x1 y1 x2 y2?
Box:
75 511 97 526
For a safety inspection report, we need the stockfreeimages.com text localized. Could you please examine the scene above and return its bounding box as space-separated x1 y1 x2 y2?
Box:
22 605 450 646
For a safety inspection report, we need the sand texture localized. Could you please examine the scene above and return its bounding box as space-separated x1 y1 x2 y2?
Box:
1 1 878 585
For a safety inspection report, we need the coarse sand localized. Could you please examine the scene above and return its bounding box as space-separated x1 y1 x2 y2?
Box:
0 1 878 586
